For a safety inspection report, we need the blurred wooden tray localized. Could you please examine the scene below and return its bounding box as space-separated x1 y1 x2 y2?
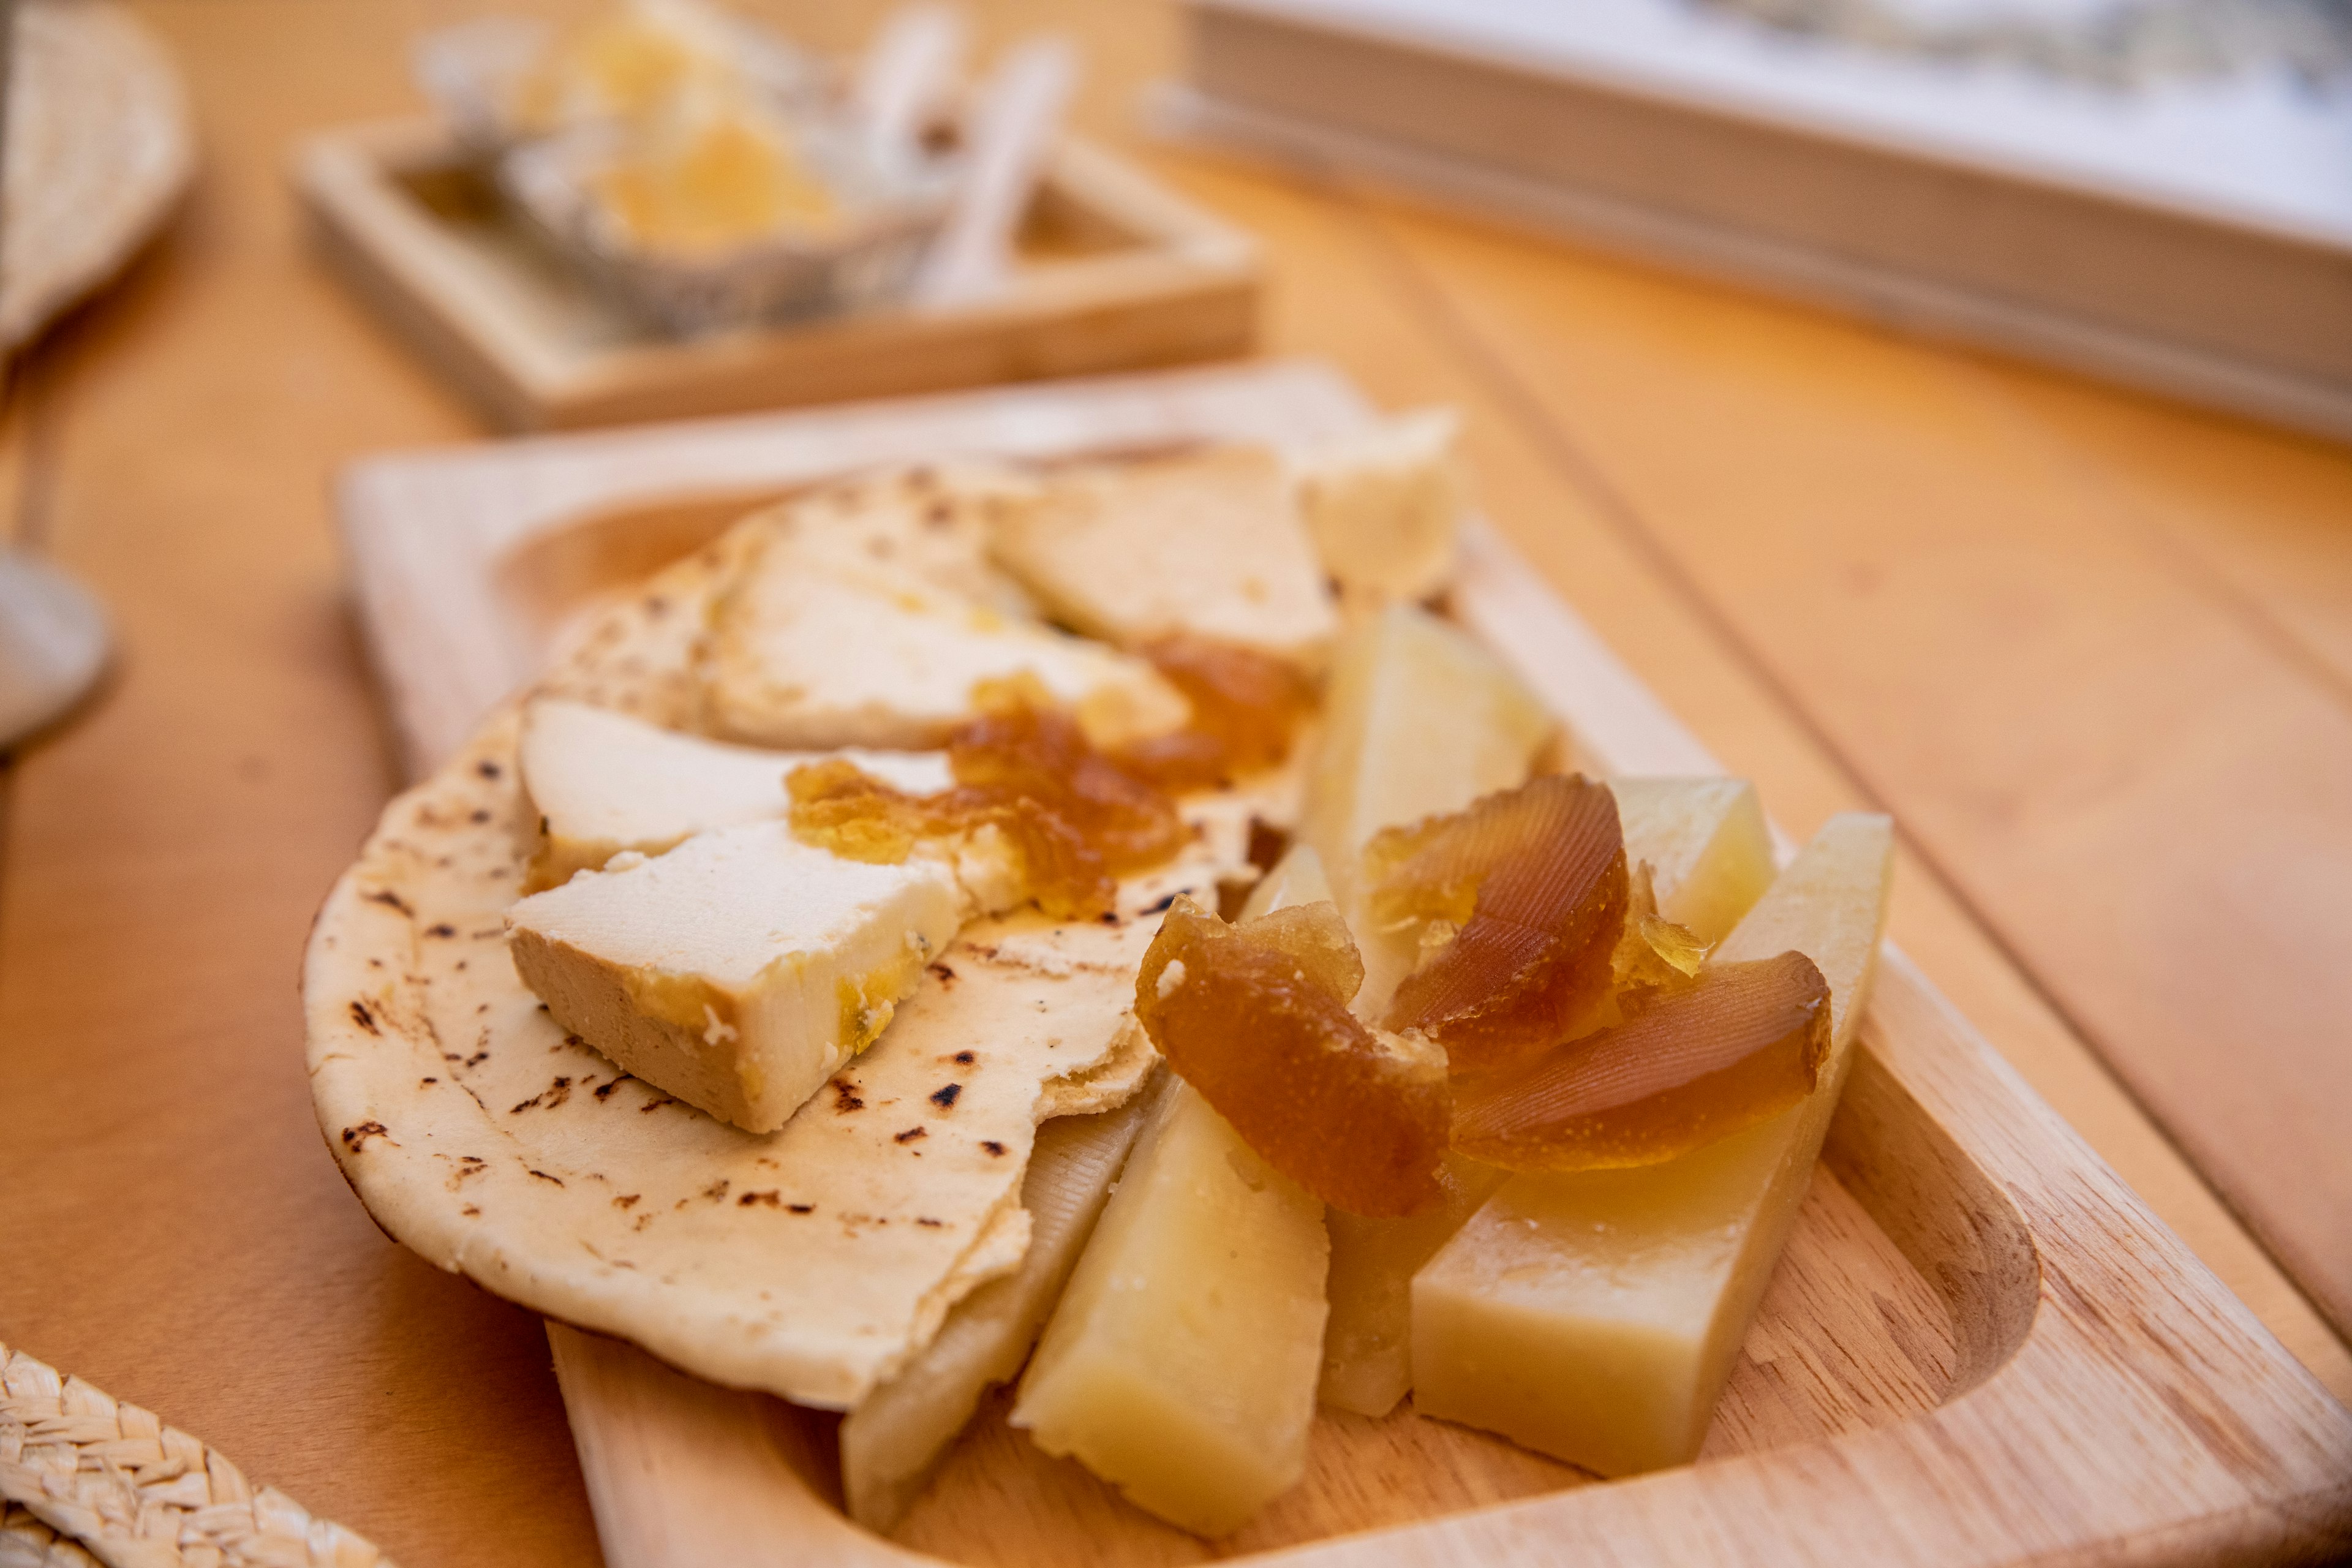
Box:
336 360 2352 1567
296 118 1259 431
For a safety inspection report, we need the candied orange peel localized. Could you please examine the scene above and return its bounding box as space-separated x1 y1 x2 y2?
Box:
788 646 1311 921
790 695 1184 921
1135 897 1449 1217
1610 862 1709 1005
1368 774 1630 1072
1112 635 1317 790
1450 950 1832 1171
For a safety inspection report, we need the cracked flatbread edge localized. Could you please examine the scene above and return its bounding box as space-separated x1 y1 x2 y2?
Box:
304 492 1254 1408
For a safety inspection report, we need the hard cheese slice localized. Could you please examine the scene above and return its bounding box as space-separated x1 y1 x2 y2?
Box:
1608 776 1776 946
1316 776 1778 1417
1299 603 1555 1016
518 697 949 891
1411 813 1894 1476
1007 843 1335 1538
1009 1079 1329 1537
1288 409 1465 609
987 445 1338 669
1320 1154 1508 1417
507 821 965 1133
842 1082 1165 1532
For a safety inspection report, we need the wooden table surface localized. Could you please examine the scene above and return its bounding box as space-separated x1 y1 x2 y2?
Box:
1 2 2346 1564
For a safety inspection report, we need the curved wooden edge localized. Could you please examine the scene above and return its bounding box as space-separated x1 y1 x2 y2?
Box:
549 1325 933 1568
1268 947 2352 1565
548 944 2352 1568
1825 1031 2043 1399
1395 527 2352 1567
356 370 2352 1566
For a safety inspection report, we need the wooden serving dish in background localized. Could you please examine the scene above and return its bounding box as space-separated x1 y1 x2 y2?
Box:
296 119 1259 432
336 360 2352 1567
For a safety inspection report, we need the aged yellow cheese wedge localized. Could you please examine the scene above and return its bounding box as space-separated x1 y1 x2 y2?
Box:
1607 776 1776 946
842 1082 1164 1532
1298 603 1555 1014
1320 1153 1508 1417
986 445 1338 669
1009 1078 1328 1537
505 821 965 1133
1410 813 1894 1476
1008 843 1333 1537
1316 776 1777 1417
1288 409 1466 609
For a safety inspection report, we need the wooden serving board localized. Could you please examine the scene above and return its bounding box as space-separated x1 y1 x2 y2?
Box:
336 360 2352 1567
296 119 1259 433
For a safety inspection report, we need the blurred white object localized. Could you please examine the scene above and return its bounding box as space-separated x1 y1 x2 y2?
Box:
0 0 173 747
415 1 952 333
1708 0 2352 87
912 36 1075 307
854 4 966 165
411 15 549 151
412 0 815 156
1874 0 2138 24
1 0 191 350
0 551 106 747
502 111 953 334
1167 0 2352 439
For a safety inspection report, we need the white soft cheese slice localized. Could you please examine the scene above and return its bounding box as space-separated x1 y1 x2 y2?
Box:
701 537 1189 752
1289 409 1465 609
505 821 965 1134
988 445 1339 669
518 698 952 891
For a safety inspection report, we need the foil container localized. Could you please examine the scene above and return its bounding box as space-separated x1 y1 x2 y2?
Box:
412 9 956 336
499 119 956 336
412 9 820 157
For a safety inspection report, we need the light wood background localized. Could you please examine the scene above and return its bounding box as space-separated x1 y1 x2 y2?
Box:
0 3 2345 1566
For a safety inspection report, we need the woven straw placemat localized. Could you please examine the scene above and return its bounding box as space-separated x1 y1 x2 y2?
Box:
0 1341 393 1568
2 0 194 351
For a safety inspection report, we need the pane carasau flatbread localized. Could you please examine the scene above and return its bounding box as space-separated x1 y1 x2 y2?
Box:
305 475 1298 1409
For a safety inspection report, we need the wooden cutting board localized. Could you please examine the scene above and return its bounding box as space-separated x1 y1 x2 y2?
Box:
336 358 2352 1567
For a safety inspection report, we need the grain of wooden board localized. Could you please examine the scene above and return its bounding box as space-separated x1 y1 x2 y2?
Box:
2 4 2346 1567
337 359 2352 1567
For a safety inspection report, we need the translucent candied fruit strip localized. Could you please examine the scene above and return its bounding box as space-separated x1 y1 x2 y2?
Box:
1610 862 1709 1001
949 703 1187 876
1450 951 1832 1172
1371 775 1630 1072
786 758 929 863
1136 898 1449 1218
787 707 1148 921
1114 635 1317 790
788 660 1294 922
